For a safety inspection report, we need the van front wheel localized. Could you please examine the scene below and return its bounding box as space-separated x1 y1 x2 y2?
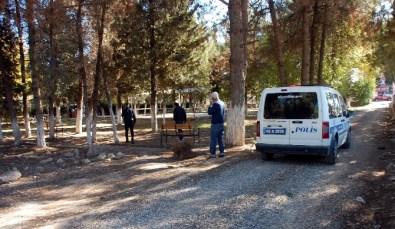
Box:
261 152 274 161
325 138 338 165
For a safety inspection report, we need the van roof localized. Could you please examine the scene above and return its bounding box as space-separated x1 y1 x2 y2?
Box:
285 84 333 88
262 84 338 94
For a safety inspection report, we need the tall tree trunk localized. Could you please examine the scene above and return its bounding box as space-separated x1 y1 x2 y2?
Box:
317 3 328 84
14 0 31 138
3 75 22 146
77 0 93 155
330 40 337 82
309 0 319 84
116 92 122 125
56 102 61 123
226 0 249 146
103 69 119 144
244 90 248 116
76 78 83 133
48 0 56 140
91 3 106 142
91 98 97 142
0 117 3 143
301 0 311 85
3 3 22 146
48 98 55 140
149 0 158 132
26 0 46 148
268 0 287 86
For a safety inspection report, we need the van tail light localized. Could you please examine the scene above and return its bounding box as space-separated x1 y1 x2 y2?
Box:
322 122 329 139
256 121 261 137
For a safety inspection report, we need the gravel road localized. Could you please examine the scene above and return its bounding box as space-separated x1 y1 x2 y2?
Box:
69 103 389 228
0 102 392 228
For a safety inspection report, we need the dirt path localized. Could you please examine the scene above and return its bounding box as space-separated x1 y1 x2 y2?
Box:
0 103 394 228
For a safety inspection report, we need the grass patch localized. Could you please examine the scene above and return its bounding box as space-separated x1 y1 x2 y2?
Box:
1 112 258 139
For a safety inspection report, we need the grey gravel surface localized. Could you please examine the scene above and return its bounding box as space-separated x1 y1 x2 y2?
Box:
68 103 386 229
0 102 391 229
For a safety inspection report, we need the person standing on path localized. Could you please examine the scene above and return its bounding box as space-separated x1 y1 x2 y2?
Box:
121 104 137 144
208 92 226 158
173 100 187 141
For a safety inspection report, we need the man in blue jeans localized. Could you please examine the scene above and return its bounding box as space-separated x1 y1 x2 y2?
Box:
208 92 226 158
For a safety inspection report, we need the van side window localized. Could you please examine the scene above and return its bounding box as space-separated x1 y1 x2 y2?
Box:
326 92 344 118
333 94 342 118
338 95 348 117
326 93 337 119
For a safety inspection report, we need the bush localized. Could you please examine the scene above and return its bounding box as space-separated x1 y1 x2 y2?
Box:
172 141 194 160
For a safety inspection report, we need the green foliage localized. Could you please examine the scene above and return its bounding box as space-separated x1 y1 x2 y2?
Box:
331 49 377 106
0 16 19 117
352 77 375 105
29 0 80 104
374 4 395 78
112 0 209 100
245 0 379 104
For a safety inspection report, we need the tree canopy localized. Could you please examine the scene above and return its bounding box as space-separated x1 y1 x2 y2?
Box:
0 0 393 147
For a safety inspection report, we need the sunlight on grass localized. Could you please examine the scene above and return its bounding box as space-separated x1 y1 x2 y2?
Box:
198 123 211 129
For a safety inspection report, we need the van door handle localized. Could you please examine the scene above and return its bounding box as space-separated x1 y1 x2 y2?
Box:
341 119 345 122
292 121 303 124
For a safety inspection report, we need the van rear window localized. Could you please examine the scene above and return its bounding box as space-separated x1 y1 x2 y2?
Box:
264 92 318 119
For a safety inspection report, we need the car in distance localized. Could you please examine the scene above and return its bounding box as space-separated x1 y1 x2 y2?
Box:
373 93 392 101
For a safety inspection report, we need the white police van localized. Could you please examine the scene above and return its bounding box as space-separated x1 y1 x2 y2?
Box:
255 85 351 164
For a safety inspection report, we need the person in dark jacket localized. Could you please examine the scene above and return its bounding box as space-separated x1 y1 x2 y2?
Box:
208 92 226 158
173 100 187 141
121 105 137 144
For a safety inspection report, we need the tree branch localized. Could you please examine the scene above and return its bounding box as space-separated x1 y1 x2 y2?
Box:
219 0 228 6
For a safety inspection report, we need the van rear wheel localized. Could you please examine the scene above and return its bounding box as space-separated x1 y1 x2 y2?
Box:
261 152 274 161
325 138 338 165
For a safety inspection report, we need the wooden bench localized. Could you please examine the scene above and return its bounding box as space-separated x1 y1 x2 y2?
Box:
160 123 200 146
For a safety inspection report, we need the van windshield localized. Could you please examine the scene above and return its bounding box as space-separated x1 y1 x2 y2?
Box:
264 92 318 119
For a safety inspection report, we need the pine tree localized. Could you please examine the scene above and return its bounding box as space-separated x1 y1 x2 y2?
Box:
14 0 32 138
112 0 207 132
0 2 22 145
26 0 46 148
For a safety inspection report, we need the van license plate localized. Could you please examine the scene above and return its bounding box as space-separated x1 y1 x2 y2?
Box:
263 128 286 135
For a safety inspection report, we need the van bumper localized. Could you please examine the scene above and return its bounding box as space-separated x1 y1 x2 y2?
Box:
255 143 329 156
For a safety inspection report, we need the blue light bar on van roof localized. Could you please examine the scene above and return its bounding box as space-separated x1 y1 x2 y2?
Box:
281 88 288 92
